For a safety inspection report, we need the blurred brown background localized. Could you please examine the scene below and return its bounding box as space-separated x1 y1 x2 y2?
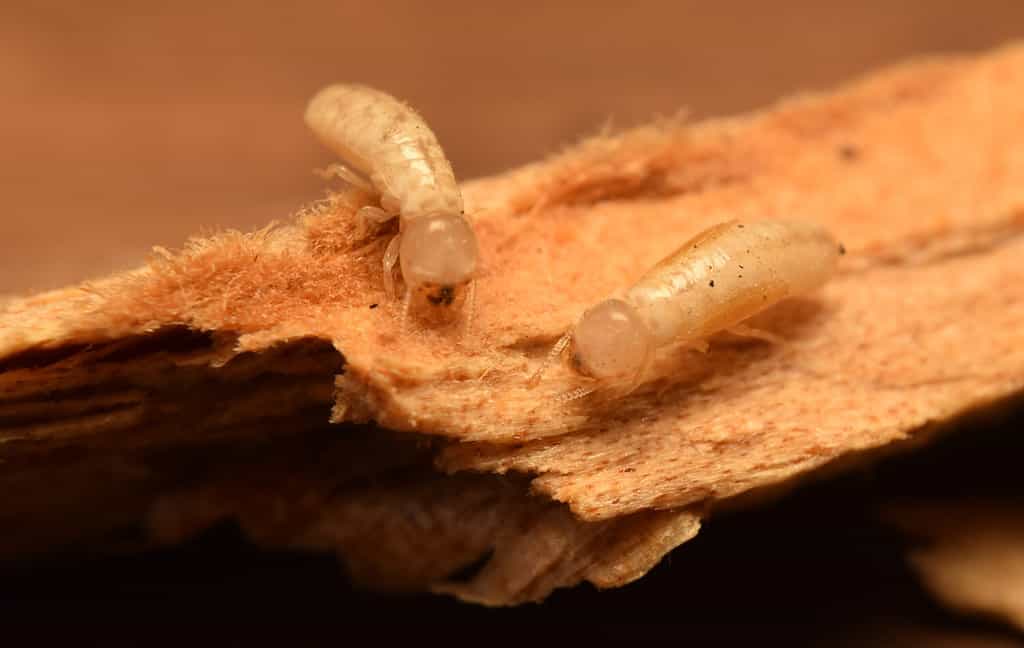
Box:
3 1 1024 293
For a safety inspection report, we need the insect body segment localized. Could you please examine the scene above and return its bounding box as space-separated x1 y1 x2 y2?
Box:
532 220 841 399
305 84 479 317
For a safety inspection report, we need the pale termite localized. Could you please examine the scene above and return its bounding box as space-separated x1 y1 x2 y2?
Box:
530 220 843 400
305 84 479 319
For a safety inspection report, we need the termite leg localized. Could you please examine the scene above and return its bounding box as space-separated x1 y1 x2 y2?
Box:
357 205 396 238
318 163 375 193
370 171 401 214
355 205 395 240
528 330 573 388
463 280 477 336
382 234 402 299
727 324 784 345
358 205 395 224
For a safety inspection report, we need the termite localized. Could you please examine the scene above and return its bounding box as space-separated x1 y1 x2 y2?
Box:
529 220 843 401
304 84 479 319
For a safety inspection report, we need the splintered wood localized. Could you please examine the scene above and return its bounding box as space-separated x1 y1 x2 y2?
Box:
3 43 1024 605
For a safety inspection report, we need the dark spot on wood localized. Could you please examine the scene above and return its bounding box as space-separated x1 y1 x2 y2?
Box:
839 144 859 161
737 224 745 228
369 303 379 309
838 243 847 256
621 467 636 473
709 280 715 287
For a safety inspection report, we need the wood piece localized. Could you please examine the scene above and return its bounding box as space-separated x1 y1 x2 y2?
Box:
3 42 1024 604
145 434 700 606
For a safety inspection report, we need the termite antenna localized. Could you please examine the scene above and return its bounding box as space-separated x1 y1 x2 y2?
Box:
554 384 598 404
381 235 401 299
401 289 412 333
527 330 572 388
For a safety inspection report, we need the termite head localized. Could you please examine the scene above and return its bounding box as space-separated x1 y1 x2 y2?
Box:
400 212 479 311
569 298 653 381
